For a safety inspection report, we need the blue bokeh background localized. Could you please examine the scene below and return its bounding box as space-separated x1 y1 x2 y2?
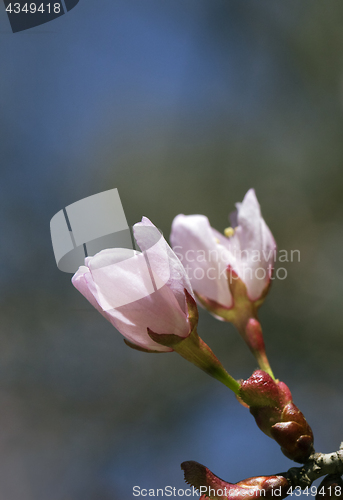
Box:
1 1 343 499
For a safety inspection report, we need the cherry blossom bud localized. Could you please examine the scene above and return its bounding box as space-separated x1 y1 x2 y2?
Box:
170 189 276 311
72 217 239 392
181 461 289 500
72 217 194 352
170 189 276 376
239 370 314 463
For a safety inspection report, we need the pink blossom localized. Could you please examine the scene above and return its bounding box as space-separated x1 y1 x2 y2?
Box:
170 189 276 307
72 217 195 352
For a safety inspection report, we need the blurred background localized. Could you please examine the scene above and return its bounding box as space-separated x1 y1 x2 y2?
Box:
1 1 343 498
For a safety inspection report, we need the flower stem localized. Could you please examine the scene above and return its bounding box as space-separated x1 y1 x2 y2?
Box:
254 351 275 380
234 318 276 380
174 331 241 394
148 327 240 395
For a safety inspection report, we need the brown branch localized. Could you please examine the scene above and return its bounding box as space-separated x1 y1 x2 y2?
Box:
284 444 343 489
182 445 343 499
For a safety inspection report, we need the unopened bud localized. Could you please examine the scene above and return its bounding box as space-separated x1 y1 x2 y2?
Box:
239 370 314 463
181 461 289 500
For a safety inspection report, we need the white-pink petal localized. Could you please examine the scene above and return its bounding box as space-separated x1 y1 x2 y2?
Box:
169 189 276 306
170 214 233 308
133 216 194 314
72 219 194 352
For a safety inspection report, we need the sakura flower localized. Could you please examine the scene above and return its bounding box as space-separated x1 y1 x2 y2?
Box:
72 217 239 392
170 189 276 308
170 190 276 377
72 217 194 352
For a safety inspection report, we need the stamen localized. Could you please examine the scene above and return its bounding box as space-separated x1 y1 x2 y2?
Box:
224 227 235 238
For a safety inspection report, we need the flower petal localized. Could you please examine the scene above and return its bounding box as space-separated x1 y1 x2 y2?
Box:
73 246 191 352
72 266 105 316
229 189 276 301
170 214 233 308
133 217 194 314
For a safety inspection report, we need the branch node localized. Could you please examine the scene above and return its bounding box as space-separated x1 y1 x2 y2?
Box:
283 446 343 490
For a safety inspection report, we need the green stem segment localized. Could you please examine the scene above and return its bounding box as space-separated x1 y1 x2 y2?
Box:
253 351 275 380
147 327 240 395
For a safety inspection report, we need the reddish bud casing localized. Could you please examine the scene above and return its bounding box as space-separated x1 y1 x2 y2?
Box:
239 370 314 463
182 461 289 500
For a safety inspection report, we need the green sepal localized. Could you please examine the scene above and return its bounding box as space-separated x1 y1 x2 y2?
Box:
147 290 240 394
195 266 260 327
123 289 197 354
184 288 199 332
196 267 274 379
123 339 170 353
147 330 184 347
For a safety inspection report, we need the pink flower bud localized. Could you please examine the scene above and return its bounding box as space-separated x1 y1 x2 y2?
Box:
170 190 276 376
72 217 196 352
239 370 314 463
170 189 276 310
72 217 239 392
181 461 289 500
